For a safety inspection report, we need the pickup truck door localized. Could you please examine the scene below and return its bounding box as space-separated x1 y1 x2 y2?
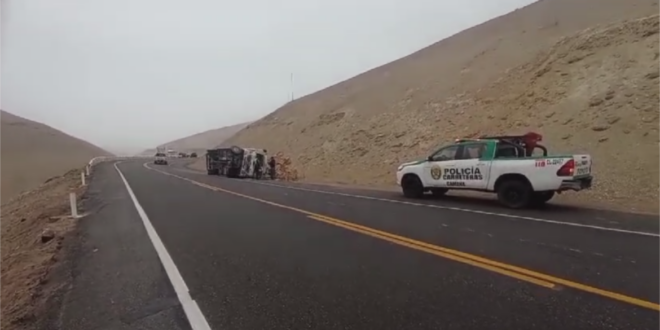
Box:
450 142 491 190
422 145 460 188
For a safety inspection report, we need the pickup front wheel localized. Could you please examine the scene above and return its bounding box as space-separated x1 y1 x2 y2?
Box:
497 180 532 209
401 175 424 199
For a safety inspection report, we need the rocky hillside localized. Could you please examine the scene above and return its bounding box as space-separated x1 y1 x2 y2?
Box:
1 110 113 203
223 0 659 212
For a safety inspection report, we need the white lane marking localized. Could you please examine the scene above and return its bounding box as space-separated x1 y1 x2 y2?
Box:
157 163 660 238
115 162 212 330
233 179 660 238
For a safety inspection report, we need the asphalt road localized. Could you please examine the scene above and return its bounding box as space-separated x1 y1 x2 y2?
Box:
56 161 191 330
63 159 659 330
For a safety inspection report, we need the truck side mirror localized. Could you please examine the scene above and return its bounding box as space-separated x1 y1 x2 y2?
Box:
427 155 433 161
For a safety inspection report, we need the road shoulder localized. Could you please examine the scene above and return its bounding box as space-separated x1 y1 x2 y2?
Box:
48 162 191 330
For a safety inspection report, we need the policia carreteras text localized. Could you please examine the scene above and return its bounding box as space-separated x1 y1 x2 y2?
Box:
442 167 483 181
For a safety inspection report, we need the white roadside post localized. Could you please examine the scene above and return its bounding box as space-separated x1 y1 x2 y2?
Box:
69 192 79 218
81 171 86 186
86 165 90 176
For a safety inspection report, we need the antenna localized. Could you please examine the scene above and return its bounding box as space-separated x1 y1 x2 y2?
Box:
290 72 294 101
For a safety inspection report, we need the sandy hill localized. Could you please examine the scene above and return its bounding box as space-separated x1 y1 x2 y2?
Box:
221 0 659 212
0 110 113 203
143 121 251 156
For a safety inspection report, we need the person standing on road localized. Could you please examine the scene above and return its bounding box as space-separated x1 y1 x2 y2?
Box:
268 156 276 180
254 158 263 180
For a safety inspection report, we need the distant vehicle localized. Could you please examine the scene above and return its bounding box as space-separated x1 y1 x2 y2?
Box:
154 152 169 165
395 132 593 209
206 146 267 179
179 152 188 158
190 152 198 158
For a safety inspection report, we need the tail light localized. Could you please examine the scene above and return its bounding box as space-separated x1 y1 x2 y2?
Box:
557 159 574 177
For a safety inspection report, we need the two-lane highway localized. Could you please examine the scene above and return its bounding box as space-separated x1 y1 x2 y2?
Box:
113 160 658 330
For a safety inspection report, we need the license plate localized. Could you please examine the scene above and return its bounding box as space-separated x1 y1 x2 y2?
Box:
575 167 590 176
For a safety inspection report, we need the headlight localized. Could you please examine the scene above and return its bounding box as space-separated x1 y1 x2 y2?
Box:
397 165 404 171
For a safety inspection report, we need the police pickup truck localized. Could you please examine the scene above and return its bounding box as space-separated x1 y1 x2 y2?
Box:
395 133 593 209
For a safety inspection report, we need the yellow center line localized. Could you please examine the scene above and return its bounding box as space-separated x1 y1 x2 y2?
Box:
306 215 556 289
143 163 660 312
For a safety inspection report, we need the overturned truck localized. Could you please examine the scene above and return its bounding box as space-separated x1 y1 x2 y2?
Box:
206 146 268 179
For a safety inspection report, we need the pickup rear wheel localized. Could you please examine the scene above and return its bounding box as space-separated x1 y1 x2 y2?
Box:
401 175 424 199
496 180 532 209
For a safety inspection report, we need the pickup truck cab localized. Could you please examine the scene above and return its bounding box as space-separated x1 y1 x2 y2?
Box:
154 153 168 165
395 132 593 209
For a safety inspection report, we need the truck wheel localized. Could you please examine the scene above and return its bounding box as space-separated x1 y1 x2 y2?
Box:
430 188 448 198
402 175 424 199
496 180 532 209
531 191 555 206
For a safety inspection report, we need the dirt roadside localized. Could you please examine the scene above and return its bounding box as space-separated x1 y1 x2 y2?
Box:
1 168 88 330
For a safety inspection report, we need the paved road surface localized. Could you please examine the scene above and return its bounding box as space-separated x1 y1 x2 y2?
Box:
56 161 191 330
58 160 659 330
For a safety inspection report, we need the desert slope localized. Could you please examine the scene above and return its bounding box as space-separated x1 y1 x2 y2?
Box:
224 0 659 212
144 121 251 156
0 110 113 203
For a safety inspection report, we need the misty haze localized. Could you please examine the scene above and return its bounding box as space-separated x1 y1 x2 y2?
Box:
2 0 658 329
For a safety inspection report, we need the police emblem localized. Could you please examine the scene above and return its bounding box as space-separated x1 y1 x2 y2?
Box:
430 165 442 180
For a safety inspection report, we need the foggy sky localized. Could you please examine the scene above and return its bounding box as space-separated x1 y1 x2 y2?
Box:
1 0 535 154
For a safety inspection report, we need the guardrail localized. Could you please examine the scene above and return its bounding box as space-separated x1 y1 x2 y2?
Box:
51 156 156 218
65 156 152 218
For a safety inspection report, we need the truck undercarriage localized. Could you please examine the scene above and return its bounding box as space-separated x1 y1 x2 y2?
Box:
206 146 269 179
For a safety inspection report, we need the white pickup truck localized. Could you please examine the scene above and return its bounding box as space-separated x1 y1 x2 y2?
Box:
395 133 593 209
154 153 169 165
